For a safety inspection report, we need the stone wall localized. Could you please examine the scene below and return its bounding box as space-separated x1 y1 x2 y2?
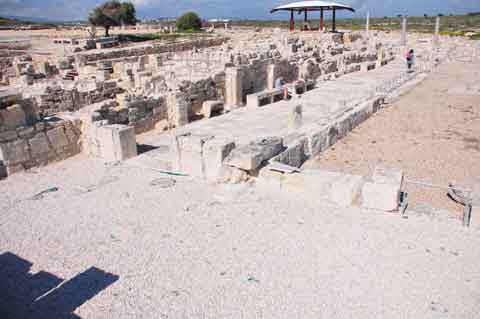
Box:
0 96 82 178
75 37 229 64
178 72 226 118
32 80 123 116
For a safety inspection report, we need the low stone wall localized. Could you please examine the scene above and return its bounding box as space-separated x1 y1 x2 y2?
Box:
107 95 168 134
0 94 82 178
33 80 123 116
0 116 81 177
178 72 226 118
75 37 229 64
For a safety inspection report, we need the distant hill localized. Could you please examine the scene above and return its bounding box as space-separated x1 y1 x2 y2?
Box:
0 16 22 25
2 15 57 23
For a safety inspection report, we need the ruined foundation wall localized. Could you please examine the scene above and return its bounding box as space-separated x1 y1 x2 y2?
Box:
75 37 229 64
30 80 123 116
178 72 226 118
0 94 82 177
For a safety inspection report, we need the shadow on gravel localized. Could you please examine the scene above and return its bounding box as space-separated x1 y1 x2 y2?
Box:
0 252 118 319
137 143 160 155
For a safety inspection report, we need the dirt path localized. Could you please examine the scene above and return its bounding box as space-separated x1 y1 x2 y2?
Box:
304 57 480 215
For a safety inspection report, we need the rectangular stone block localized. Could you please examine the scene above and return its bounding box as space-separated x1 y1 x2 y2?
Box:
227 137 283 171
203 137 235 181
272 139 306 168
471 205 479 229
0 139 30 165
28 132 51 157
0 130 18 143
171 134 205 177
361 182 400 212
97 124 137 162
305 125 329 156
0 104 26 130
330 174 364 207
46 126 69 149
372 166 404 186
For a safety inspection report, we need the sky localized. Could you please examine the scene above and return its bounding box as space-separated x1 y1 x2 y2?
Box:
1 0 480 21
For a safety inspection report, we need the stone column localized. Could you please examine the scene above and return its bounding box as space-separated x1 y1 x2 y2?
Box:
434 16 440 46
225 67 244 110
267 64 276 90
167 91 189 127
401 17 407 46
366 11 370 37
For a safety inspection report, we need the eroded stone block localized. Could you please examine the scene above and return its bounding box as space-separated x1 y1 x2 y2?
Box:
97 124 137 162
47 126 69 149
29 132 51 157
0 104 26 130
203 137 235 181
227 137 283 171
0 139 30 164
372 166 404 186
361 182 400 212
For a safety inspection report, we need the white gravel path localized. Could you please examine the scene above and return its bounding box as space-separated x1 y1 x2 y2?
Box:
1 153 479 318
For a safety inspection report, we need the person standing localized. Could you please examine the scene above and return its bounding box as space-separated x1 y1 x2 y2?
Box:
406 49 415 71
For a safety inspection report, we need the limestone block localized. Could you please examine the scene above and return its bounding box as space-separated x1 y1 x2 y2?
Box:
283 169 341 200
337 114 353 140
227 137 283 171
0 104 26 130
202 100 224 118
288 104 302 132
29 132 51 157
172 134 209 178
372 166 404 186
361 182 400 212
97 124 137 162
327 124 339 147
46 127 69 149
17 126 35 139
330 174 364 207
203 137 235 181
225 67 244 109
0 130 18 143
304 125 329 156
217 165 249 184
272 137 307 168
256 166 285 192
0 139 30 165
469 205 479 228
167 92 189 127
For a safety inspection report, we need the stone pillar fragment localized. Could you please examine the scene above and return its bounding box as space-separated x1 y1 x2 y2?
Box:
267 64 276 90
288 104 303 133
167 91 189 127
434 16 440 46
225 67 244 110
401 17 407 46
366 11 370 37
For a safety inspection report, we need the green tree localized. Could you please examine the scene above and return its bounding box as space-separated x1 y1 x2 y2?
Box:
176 12 202 32
89 0 137 37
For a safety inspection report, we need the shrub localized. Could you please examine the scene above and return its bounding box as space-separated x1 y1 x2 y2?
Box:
176 12 202 32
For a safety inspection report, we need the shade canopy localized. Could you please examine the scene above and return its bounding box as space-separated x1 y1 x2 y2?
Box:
270 1 355 13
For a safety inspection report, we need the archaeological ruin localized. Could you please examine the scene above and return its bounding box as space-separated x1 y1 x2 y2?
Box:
0 16 478 214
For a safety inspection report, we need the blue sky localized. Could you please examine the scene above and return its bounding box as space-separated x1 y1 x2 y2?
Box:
1 0 480 21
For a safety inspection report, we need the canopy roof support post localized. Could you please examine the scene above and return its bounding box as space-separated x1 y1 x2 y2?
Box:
304 9 308 31
290 10 295 32
320 8 324 31
332 8 336 32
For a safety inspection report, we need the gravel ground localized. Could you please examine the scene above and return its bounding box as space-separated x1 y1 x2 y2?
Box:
1 152 480 318
304 57 480 216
